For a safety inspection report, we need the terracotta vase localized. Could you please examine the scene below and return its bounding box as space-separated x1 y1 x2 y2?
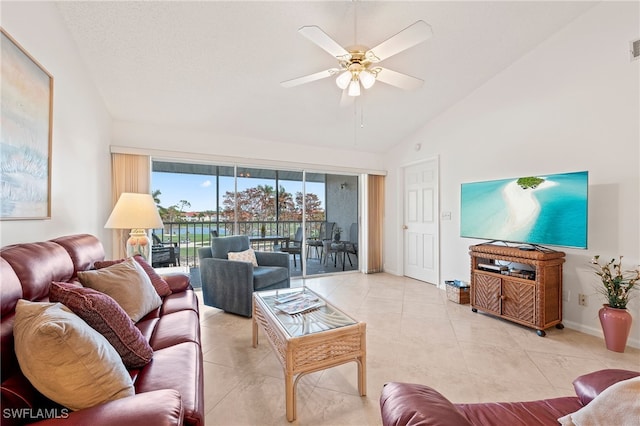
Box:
598 304 632 353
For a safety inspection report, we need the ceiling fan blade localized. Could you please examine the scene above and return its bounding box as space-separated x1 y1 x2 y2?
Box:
298 26 351 60
366 20 433 63
280 68 339 88
375 67 424 90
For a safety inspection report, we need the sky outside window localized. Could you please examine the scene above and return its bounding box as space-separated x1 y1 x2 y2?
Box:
152 172 326 213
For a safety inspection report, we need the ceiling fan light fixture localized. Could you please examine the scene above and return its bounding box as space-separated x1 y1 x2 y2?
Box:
283 20 432 102
360 70 376 89
348 79 361 97
335 71 351 90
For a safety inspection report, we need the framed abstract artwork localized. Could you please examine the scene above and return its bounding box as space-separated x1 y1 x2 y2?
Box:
1 28 53 220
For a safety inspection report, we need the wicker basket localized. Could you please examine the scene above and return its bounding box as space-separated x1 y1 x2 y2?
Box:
446 282 470 304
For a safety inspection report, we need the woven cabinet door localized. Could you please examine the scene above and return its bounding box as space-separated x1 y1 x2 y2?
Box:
473 273 501 315
502 279 535 325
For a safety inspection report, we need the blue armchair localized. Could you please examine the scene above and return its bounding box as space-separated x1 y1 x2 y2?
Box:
197 235 290 317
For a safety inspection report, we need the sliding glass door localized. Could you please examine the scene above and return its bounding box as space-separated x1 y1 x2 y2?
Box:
151 160 359 278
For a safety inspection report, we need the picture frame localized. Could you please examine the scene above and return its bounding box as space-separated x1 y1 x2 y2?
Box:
1 28 53 220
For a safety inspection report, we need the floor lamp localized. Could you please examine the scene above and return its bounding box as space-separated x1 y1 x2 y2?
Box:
104 193 164 261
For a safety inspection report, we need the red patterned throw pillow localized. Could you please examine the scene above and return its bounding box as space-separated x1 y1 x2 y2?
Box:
49 282 153 368
94 255 172 297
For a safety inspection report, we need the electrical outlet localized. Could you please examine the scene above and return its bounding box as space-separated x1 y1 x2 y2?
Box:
578 293 587 306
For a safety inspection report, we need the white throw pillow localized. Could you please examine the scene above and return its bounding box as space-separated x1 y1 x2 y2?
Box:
78 257 162 322
13 300 134 411
228 248 258 266
558 376 640 426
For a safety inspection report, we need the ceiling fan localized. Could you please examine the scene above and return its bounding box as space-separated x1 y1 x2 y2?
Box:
281 20 433 103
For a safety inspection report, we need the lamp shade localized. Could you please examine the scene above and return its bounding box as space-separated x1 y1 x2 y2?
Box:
104 193 163 230
105 193 163 260
335 71 352 90
348 79 361 97
360 70 376 89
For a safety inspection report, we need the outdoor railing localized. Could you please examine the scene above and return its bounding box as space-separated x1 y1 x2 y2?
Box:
154 220 325 267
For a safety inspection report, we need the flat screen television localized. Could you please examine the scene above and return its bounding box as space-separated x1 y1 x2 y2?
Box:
460 171 588 249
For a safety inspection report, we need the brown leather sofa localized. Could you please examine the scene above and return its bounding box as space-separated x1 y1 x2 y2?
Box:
1 234 204 426
380 369 639 425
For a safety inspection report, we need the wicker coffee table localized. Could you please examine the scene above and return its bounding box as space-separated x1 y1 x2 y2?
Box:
252 287 366 421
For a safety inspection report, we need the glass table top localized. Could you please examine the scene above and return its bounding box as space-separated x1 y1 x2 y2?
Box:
255 287 357 338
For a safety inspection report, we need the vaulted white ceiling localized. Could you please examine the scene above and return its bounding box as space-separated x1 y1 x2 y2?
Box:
56 1 597 153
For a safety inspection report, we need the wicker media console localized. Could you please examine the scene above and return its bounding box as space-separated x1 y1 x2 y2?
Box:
469 244 565 336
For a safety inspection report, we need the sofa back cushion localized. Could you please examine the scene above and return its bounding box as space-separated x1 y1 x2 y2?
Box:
1 242 75 385
1 242 75 302
211 236 250 259
51 234 105 277
1 258 23 382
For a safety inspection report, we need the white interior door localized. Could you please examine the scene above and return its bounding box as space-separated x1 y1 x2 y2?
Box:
403 158 439 284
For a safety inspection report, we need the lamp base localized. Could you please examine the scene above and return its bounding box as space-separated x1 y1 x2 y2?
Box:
126 229 150 260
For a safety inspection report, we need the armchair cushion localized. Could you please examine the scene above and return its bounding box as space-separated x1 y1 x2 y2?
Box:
253 266 290 290
210 236 249 258
255 250 290 268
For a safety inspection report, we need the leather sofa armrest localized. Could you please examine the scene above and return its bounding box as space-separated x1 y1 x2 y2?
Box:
162 273 192 293
32 390 184 426
573 369 640 406
380 382 472 426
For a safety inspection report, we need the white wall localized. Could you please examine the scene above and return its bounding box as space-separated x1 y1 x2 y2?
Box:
0 2 383 255
326 174 359 240
0 2 113 248
111 121 385 173
383 2 640 346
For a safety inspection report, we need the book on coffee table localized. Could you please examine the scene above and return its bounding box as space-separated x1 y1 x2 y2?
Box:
274 294 325 315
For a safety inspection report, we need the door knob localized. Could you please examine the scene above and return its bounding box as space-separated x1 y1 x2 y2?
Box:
402 225 408 230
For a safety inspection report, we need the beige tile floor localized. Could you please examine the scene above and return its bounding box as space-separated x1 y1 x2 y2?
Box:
197 273 640 426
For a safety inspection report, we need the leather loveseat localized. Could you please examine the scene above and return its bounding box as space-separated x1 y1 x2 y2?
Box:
1 234 204 426
380 369 639 425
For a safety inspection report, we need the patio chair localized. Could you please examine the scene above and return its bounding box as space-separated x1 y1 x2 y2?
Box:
281 227 303 268
197 235 290 317
151 233 180 267
344 222 358 265
306 222 335 260
328 222 358 270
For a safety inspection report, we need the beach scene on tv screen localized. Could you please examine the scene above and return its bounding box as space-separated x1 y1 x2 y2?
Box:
460 171 588 249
